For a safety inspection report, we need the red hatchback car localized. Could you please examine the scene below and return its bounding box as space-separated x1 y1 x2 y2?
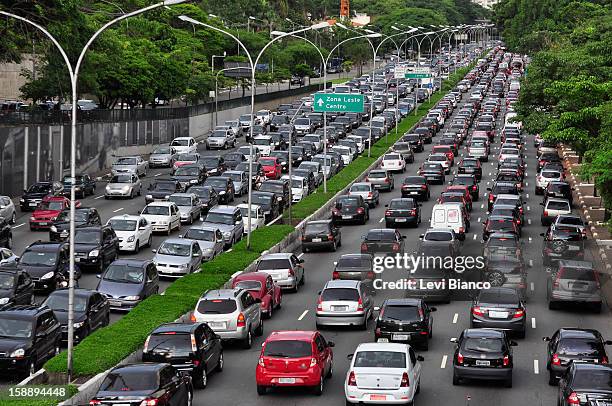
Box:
256 330 334 396
232 272 282 319
259 157 282 180
444 185 473 210
29 196 79 230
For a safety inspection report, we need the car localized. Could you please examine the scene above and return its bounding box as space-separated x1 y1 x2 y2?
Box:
170 136 198 154
256 253 304 292
332 195 369 225
457 157 482 181
432 144 455 163
361 228 406 255
20 181 64 211
427 153 451 174
538 151 561 172
348 182 380 208
149 145 178 168
141 201 182 235
258 156 282 180
231 272 282 318
258 180 290 210
430 203 468 241
145 179 184 204
237 203 265 234
106 214 153 253
191 288 263 348
111 155 148 177
206 128 236 149
181 226 224 261
60 174 96 198
90 363 193 405
253 135 273 156
189 185 219 214
0 266 34 307
0 196 16 225
201 156 227 177
96 259 159 310
451 328 516 387
302 220 341 252
541 197 572 226
482 215 520 242
384 198 421 228
168 193 202 225
203 176 235 204
536 169 564 195
18 241 77 292
43 288 109 343
366 169 394 192
223 151 247 170
553 214 588 237
374 298 436 350
380 153 406 173
173 152 204 173
401 134 424 152
345 342 423 405
487 182 519 212
73 225 119 272
391 142 415 163
0 305 61 378
153 238 203 278
201 206 244 248
29 196 75 231
256 330 334 396
250 191 280 223
470 287 526 338
557 362 612 405
171 164 207 190
418 162 445 184
490 203 523 230
547 260 602 312
401 176 430 200
282 175 308 203
222 170 249 196
468 138 489 161
332 253 376 294
544 181 573 205
294 117 313 136
104 173 142 199
49 207 102 241
316 279 374 329
451 174 479 200
544 328 611 385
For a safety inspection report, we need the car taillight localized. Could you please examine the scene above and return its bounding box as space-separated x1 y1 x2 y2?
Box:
357 207 365 214
458 227 464 234
400 372 410 387
89 401 101 406
288 268 295 277
421 185 427 189
361 243 368 252
544 210 548 216
140 400 159 406
472 306 484 316
457 353 464 365
385 210 392 216
472 185 477 191
237 313 246 328
418 307 424 319
375 327 381 337
367 192 373 198
410 209 416 216
348 371 357 386
327 234 334 241
357 298 364 311
489 194 494 201
258 357 265 367
384 177 390 183
602 356 609 364
332 271 339 279
317 296 323 311
512 309 524 319
552 353 561 366
567 392 580 405
519 207 524 213
392 243 400 251
189 313 196 322
503 355 510 366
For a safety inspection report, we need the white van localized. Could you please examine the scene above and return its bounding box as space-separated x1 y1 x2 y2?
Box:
429 203 467 241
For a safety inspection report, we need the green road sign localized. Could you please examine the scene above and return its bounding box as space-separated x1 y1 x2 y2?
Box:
405 73 432 79
313 93 365 113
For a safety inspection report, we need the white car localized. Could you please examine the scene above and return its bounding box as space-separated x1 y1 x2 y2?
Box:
237 145 260 162
253 136 273 156
345 342 423 405
281 175 309 203
256 109 272 125
140 201 181 234
380 153 406 173
303 134 323 152
107 214 153 253
427 153 451 174
170 136 197 154
237 203 265 233
223 121 241 137
332 145 353 166
498 147 521 164
347 135 365 153
111 156 148 177
535 169 563 194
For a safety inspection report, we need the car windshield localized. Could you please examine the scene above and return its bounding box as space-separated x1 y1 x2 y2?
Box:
259 158 276 166
226 173 243 182
110 175 132 183
295 118 309 125
20 250 57 266
336 198 360 208
542 171 560 179
102 264 145 284
259 183 283 193
152 147 171 154
558 339 601 356
337 257 370 268
168 196 192 207
322 287 359 302
382 305 419 321
175 167 199 176
177 154 197 162
290 179 303 188
152 183 175 192
234 280 262 291
354 351 406 368
171 139 189 146
99 369 158 391
158 242 191 257
304 223 329 234
142 206 170 216
264 340 312 358
108 219 137 231
205 178 227 188
44 294 87 312
429 155 446 162
57 210 89 222
572 369 612 390
27 184 50 193
0 273 15 289
558 217 583 226
253 139 269 146
0 318 33 339
74 230 100 244
488 237 518 248
190 188 210 199
197 299 237 314
205 212 234 225
115 158 137 165
38 201 64 211
463 337 503 352
252 194 272 205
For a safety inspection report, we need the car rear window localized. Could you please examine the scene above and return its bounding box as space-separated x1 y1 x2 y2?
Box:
547 201 570 211
559 267 597 281
354 351 406 368
258 259 291 270
147 332 190 353
304 223 329 234
99 369 158 391
264 340 312 358
424 231 453 241
558 338 602 356
366 230 397 241
382 305 419 321
572 369 612 390
337 257 371 268
478 290 519 305
321 287 360 301
197 299 237 314
389 200 415 209
463 337 503 352
404 177 426 184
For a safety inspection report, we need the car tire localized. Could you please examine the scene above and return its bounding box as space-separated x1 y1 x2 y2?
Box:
134 241 139 254
505 377 512 388
5 235 12 249
592 302 602 313
256 385 267 396
548 301 558 310
147 234 153 247
194 367 207 389
167 225 172 236
452 373 460 386
422 340 429 351
548 371 557 386
255 319 264 336
243 330 253 349
312 375 324 396
517 329 526 339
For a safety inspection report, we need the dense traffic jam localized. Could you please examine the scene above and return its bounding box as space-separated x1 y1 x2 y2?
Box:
0 44 609 406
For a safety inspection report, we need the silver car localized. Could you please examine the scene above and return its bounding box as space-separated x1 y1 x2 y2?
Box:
348 182 380 207
315 279 374 329
547 260 602 312
181 226 224 261
201 206 244 248
0 196 16 224
152 238 203 278
149 146 177 168
111 156 148 177
168 193 202 224
222 170 248 196
104 174 142 199
206 129 236 150
255 253 304 292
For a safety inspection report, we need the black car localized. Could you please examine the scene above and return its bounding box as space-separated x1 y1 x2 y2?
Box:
414 126 433 144
236 162 265 186
541 224 586 266
401 134 424 152
146 179 184 204
172 164 207 189
361 228 405 255
401 176 430 200
545 181 573 205
259 180 290 210
451 174 479 200
418 162 445 184
61 174 96 198
268 133 287 151
270 115 289 132
91 363 193 405
73 225 119 272
189 186 219 214
470 287 526 338
0 266 34 308
223 152 247 170
202 156 227 176
332 195 369 225
457 158 482 181
143 322 223 388
0 305 61 378
20 181 63 211
544 328 611 385
452 328 516 387
19 241 79 292
203 176 235 204
392 142 416 163
43 288 109 343
538 151 561 172
487 182 519 211
49 207 102 241
374 298 436 350
384 198 421 228
557 362 612 405
301 220 341 252
482 215 520 242
0 217 12 249
250 191 281 222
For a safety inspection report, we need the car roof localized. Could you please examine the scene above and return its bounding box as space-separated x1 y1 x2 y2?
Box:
108 259 149 267
161 238 193 245
172 136 193 140
25 241 66 252
113 363 169 373
261 253 293 260
324 279 359 289
384 298 422 306
109 214 144 221
151 322 200 334
208 205 238 214
266 330 317 341
202 289 241 299
463 328 504 338
546 197 570 203
356 342 408 352
306 219 332 225
234 272 269 282
146 201 175 207
0 305 47 318
169 193 196 198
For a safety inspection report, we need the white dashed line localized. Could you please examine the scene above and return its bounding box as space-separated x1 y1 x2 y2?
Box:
486 181 490 186
441 355 448 369
534 359 539 374
94 195 105 200
473 233 477 240
480 204 484 209
488 172 492 176
13 223 25 229
477 217 481 223
528 237 532 243
297 253 304 259
527 206 531 211
155 173 162 177
529 260 534 268
379 217 385 223
298 310 309 320
532 317 537 329
526 193 530 199
525 181 529 186
528 219 532 225
112 208 124 213
452 313 459 324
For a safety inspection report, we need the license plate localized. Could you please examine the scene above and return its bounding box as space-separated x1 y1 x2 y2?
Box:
209 322 226 329
377 338 389 343
370 395 387 401
312 238 322 243
410 191 419 195
332 306 348 311
395 218 407 222
109 300 121 307
568 245 580 251
393 334 409 340
75 258 80 262
475 360 490 366
342 215 353 220
29 202 38 206
278 378 295 384
38 222 48 226
488 311 508 319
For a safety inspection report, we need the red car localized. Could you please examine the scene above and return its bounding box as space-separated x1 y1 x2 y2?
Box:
444 185 473 210
259 157 282 180
256 330 334 396
232 272 282 319
432 145 455 164
29 196 80 230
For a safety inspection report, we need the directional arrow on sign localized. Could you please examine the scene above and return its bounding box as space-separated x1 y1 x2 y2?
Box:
317 99 324 107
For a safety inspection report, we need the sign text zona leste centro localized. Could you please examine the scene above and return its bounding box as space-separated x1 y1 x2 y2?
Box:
313 93 365 113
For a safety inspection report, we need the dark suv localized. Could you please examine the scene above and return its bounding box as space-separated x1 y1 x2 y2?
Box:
20 181 63 211
374 298 436 350
73 226 119 272
541 224 585 267
0 266 34 308
145 179 184 204
49 207 102 242
61 174 96 198
0 305 61 378
19 241 79 292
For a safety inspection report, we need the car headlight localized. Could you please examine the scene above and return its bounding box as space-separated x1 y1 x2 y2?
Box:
89 249 99 257
223 231 231 238
180 263 189 269
73 321 85 329
219 191 226 195
50 226 57 233
190 179 198 184
204 248 214 254
10 348 24 358
123 295 140 301
41 271 55 280
127 235 135 243
0 297 9 305
121 185 130 193
158 220 168 225
20 199 24 203
105 185 111 192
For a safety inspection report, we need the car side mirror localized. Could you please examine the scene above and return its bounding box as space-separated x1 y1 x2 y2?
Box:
152 249 157 253
401 235 407 239
486 187 492 191
542 336 551 342
510 341 518 346
450 338 458 343
96 274 101 279
346 353 354 360
605 340 612 345
417 355 424 362
327 341 335 348
419 234 424 239
430 307 437 312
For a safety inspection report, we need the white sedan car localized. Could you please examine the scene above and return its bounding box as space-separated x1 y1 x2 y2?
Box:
238 203 265 233
106 214 153 253
427 153 451 174
345 342 423 405
380 153 406 173
140 201 181 234
535 169 563 195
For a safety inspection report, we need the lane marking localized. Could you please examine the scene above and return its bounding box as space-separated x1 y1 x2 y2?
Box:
527 206 531 211
473 233 477 240
534 359 539 374
379 217 385 223
480 204 484 209
297 253 304 259
528 219 532 225
298 310 309 321
452 313 458 324
528 237 532 243
531 282 535 291
477 217 481 223
112 208 124 213
526 193 530 199
532 317 537 329
13 223 25 229
94 195 105 200
529 259 534 268
441 355 448 369
488 172 492 176
155 173 162 177
525 181 529 186
486 181 490 186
